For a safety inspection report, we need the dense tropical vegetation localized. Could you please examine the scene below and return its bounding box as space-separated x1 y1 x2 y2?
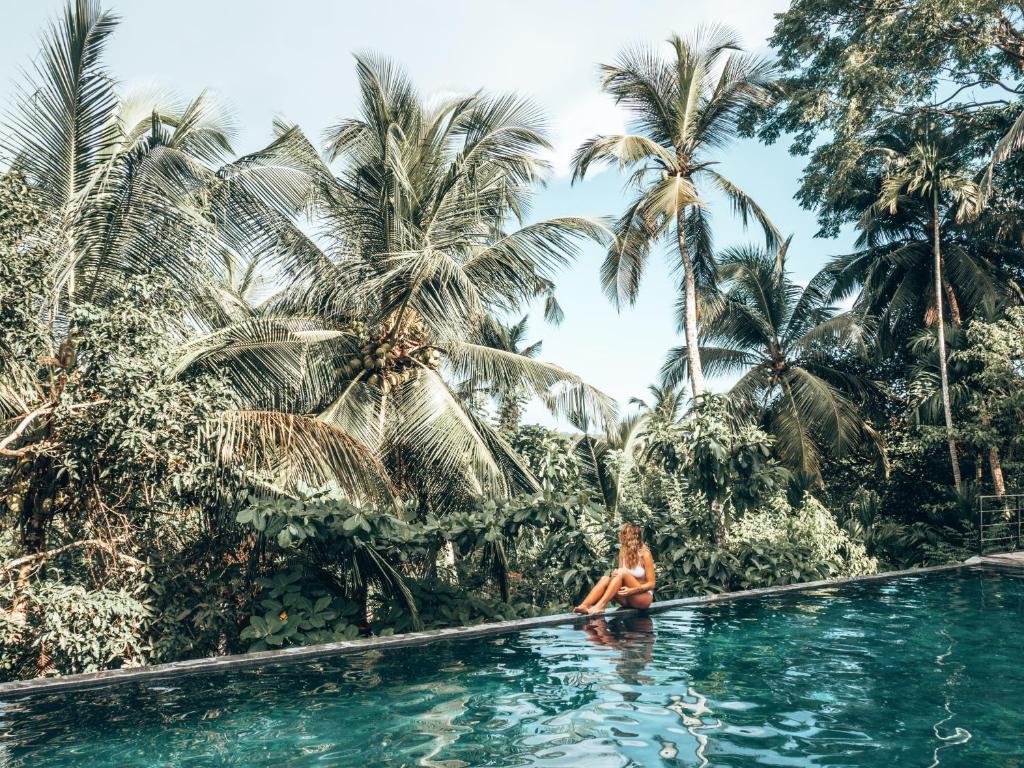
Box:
0 1 1022 681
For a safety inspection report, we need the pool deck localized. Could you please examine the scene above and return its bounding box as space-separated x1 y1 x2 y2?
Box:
966 550 1024 568
0 556 1017 699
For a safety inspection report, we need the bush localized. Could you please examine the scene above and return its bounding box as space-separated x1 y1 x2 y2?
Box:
729 495 876 588
240 568 361 652
0 582 152 678
642 494 876 597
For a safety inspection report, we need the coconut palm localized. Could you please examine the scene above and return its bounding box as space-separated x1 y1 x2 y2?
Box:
826 120 985 492
0 0 390 513
269 55 615 510
571 26 780 402
662 241 880 480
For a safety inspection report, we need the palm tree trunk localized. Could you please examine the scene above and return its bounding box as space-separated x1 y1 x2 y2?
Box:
932 190 962 493
677 207 706 404
711 498 727 547
497 395 521 433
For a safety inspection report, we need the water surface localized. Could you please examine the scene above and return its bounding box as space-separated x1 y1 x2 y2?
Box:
1 567 1022 766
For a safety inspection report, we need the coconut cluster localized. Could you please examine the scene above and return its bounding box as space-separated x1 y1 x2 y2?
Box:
344 326 442 390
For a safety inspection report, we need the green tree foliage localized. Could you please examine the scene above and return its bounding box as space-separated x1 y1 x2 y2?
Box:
5 0 1024 684
463 315 545 432
750 0 1024 234
663 240 881 479
264 55 616 509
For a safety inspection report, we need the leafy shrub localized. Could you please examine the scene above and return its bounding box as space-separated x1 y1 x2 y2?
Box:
240 568 361 652
729 495 876 588
639 494 876 597
0 582 152 678
372 579 540 635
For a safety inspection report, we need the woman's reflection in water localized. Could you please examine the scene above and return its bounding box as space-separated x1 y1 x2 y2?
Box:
581 614 656 687
582 615 718 766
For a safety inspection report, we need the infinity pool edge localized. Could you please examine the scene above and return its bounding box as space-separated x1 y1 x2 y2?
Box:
0 560 981 699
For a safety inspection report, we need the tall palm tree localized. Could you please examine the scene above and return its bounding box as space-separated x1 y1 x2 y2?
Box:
838 120 985 492
662 241 880 480
571 26 780 402
271 55 615 510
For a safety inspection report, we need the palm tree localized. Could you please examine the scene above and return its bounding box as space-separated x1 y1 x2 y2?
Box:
0 0 391 558
629 383 689 423
662 240 880 480
571 383 687 516
833 120 985 492
271 55 615 511
571 26 779 402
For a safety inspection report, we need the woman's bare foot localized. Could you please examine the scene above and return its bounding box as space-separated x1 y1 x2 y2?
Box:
572 604 589 614
587 605 606 615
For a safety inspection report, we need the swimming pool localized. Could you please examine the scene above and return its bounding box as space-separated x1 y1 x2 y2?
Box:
0 566 1021 766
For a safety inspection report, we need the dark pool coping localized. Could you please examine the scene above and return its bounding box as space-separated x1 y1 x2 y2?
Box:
0 559 986 699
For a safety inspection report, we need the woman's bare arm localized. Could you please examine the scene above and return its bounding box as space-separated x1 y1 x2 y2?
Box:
619 550 656 595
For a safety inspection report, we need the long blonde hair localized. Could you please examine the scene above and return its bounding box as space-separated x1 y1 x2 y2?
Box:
619 523 645 569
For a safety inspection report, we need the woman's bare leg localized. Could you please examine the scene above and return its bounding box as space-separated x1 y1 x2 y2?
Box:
588 573 624 614
610 571 642 606
611 571 653 609
574 575 611 613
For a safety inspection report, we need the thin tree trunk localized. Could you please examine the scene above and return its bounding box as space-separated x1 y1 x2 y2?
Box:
980 409 1007 497
711 498 727 547
677 206 706 405
932 190 962 493
989 447 1006 497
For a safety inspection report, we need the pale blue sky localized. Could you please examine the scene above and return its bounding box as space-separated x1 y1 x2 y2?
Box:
0 1 855 426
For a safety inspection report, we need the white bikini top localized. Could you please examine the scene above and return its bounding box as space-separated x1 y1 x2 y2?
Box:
628 563 645 578
622 553 654 595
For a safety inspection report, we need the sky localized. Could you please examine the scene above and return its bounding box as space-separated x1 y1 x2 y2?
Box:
0 0 856 426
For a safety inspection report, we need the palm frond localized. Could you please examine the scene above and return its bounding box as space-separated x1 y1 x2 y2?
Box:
210 410 394 502
3 0 120 210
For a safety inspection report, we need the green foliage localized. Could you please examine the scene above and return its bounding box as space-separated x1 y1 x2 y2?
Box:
633 492 876 596
506 426 584 493
674 396 784 513
960 308 1024 472
0 279 235 540
0 582 152 678
371 579 540 636
240 569 360 652
632 395 787 541
750 0 1021 235
664 242 882 479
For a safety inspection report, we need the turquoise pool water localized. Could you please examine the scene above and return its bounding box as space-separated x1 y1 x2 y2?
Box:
1 567 1022 766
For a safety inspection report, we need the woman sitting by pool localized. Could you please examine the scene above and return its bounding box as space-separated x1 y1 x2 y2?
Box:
573 523 656 615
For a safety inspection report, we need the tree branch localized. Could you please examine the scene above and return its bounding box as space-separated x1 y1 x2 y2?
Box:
4 539 146 572
0 405 54 457
0 399 109 458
